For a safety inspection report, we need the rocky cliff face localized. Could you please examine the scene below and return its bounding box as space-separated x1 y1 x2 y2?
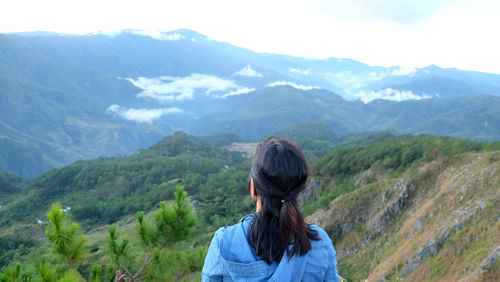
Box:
307 151 500 281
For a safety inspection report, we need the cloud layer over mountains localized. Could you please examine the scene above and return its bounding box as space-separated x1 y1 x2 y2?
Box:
355 88 431 103
126 74 254 101
106 105 182 123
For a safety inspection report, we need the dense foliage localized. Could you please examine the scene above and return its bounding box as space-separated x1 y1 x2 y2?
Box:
0 173 24 198
315 136 500 177
0 186 202 281
299 135 500 216
0 131 250 232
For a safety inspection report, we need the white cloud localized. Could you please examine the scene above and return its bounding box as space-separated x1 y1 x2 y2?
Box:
369 72 388 80
267 81 319 91
322 71 369 90
391 66 417 76
131 30 185 40
91 30 187 41
161 32 184 41
127 74 251 101
355 88 431 103
213 87 256 99
106 104 182 123
90 30 124 36
289 68 311 75
235 65 262 77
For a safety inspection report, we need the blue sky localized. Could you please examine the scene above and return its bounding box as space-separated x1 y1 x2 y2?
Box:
1 0 499 74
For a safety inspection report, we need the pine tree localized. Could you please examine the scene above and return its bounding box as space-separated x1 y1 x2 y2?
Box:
45 203 87 280
113 185 196 281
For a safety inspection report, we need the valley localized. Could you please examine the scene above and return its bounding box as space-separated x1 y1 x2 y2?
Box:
2 30 500 177
1 28 500 281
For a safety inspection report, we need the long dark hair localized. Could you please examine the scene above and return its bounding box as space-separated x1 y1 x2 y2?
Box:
248 136 320 264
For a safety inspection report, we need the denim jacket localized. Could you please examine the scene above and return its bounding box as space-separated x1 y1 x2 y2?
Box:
202 215 340 281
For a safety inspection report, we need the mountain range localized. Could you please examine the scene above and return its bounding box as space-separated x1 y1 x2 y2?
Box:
1 29 500 177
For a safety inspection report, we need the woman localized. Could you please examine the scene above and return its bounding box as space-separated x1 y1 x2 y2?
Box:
202 136 340 281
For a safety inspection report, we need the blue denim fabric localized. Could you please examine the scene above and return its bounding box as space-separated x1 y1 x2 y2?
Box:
202 215 340 282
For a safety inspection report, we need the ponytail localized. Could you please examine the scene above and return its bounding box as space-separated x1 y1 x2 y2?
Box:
280 199 314 258
248 137 320 264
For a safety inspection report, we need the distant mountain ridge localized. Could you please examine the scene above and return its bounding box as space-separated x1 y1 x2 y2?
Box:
1 29 500 177
10 29 500 100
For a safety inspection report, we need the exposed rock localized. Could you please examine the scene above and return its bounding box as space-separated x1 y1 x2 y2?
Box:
355 170 378 186
329 222 354 241
326 216 369 245
414 217 424 231
484 246 500 266
380 192 388 207
337 246 358 258
417 231 451 260
454 221 465 231
190 200 205 210
400 258 420 278
362 231 381 246
298 178 320 203
399 231 452 278
478 245 500 275
368 179 416 233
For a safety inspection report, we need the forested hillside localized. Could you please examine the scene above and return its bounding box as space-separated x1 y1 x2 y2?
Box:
1 132 500 281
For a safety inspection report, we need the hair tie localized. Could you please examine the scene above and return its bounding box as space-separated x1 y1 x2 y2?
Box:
281 197 292 203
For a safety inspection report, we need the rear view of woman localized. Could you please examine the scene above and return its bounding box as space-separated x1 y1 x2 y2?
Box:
202 136 340 281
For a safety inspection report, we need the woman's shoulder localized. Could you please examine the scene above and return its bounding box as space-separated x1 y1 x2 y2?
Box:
306 224 337 271
309 224 332 241
212 214 253 243
308 224 336 252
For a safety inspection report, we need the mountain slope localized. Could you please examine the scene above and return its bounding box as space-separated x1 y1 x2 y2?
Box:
307 147 500 281
3 30 500 177
0 35 168 177
192 87 500 142
191 86 365 139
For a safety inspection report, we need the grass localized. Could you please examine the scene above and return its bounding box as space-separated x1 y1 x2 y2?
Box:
313 151 500 281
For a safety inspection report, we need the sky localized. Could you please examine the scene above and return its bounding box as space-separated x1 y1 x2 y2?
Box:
1 0 499 74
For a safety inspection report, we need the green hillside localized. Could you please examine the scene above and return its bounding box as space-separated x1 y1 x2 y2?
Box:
0 132 251 231
1 132 500 280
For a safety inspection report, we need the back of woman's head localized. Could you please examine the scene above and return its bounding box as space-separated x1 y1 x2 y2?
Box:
249 136 319 264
